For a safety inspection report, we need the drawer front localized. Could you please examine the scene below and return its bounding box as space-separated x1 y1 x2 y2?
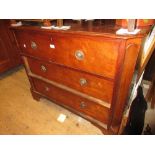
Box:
32 78 110 124
26 57 113 104
15 31 120 79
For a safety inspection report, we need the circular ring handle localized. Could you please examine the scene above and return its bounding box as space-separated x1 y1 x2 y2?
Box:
40 65 47 72
79 78 87 86
75 50 84 60
80 102 86 109
31 41 37 49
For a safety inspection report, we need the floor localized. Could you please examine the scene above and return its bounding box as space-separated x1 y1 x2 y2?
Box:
0 66 102 134
143 81 155 134
0 66 154 134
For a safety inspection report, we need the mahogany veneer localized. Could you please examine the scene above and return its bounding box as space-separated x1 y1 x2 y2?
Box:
26 57 113 104
12 23 147 134
0 20 21 74
15 31 120 79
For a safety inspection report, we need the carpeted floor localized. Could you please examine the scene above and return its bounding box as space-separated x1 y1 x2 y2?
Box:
0 66 102 134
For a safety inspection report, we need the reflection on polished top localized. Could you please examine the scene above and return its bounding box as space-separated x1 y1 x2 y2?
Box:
11 19 149 39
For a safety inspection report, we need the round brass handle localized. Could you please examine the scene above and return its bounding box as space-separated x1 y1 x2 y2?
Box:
31 41 37 49
79 78 87 86
40 65 47 72
80 102 86 109
75 50 84 60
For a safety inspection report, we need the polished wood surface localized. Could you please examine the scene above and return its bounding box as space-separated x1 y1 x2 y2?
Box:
15 30 120 79
0 20 21 74
12 23 148 39
12 22 148 134
109 38 142 133
32 77 110 124
0 36 12 73
26 57 113 103
0 21 13 73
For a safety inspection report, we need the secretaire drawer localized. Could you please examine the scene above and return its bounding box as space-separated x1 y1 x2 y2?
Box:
26 57 114 104
32 78 110 124
15 30 120 79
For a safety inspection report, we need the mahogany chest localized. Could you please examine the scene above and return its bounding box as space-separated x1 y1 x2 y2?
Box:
12 24 146 134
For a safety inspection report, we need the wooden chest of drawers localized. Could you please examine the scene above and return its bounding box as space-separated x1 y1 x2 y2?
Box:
12 25 146 134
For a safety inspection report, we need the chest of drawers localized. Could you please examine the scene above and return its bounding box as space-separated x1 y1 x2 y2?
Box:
12 25 146 134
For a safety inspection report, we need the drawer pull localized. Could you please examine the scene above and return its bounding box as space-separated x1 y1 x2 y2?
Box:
80 102 86 109
75 50 84 60
31 41 37 49
40 65 47 72
79 78 87 86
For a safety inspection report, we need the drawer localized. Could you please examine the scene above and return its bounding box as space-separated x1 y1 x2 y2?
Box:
16 30 120 79
32 78 110 124
26 57 113 104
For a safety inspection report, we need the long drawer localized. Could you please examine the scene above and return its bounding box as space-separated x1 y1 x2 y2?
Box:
16 30 120 79
26 57 114 104
32 77 110 124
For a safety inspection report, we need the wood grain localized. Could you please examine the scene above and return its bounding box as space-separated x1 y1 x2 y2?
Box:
15 30 120 79
32 77 110 125
110 38 143 133
12 24 147 134
0 20 21 74
26 57 114 103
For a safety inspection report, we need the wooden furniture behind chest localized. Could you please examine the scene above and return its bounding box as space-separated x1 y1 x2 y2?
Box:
0 20 21 74
12 23 147 134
